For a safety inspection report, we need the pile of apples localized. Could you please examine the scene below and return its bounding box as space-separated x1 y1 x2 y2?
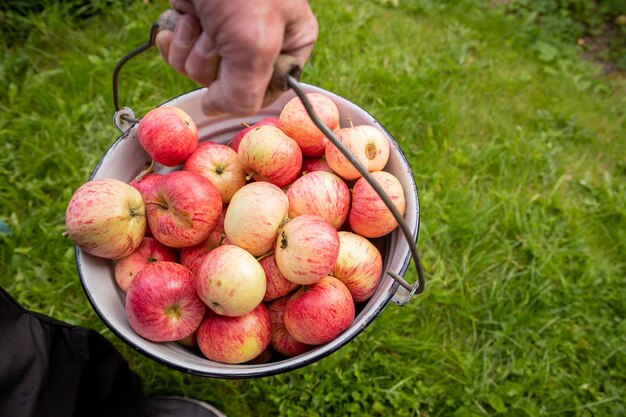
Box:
65 92 407 365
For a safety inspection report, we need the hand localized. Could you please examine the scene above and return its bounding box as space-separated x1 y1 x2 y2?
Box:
155 0 318 116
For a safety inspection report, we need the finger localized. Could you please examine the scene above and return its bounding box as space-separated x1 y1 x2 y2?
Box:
155 30 174 64
168 14 201 76
169 0 196 15
200 48 278 117
184 32 221 87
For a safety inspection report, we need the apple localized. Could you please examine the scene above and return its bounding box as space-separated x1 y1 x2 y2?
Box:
144 170 222 248
184 142 247 204
275 214 340 285
325 124 390 181
65 178 146 259
260 254 299 302
114 236 178 292
283 276 355 345
301 156 333 174
267 296 312 357
238 125 303 187
279 93 340 156
349 171 406 238
180 230 228 275
177 330 197 348
286 171 351 230
332 231 383 303
180 208 227 274
196 303 271 364
137 106 198 167
125 261 206 342
129 172 162 196
224 182 288 257
230 117 280 153
195 244 266 317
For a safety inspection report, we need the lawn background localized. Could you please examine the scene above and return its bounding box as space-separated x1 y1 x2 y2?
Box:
1 0 625 416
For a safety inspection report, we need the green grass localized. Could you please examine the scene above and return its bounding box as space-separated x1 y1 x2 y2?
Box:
1 0 625 416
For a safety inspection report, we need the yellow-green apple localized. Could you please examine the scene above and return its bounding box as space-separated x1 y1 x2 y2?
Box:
237 125 302 187
279 93 340 156
196 304 271 364
325 124 390 181
144 171 222 248
125 261 206 342
332 231 383 302
286 171 351 230
230 117 280 153
195 244 266 317
260 254 299 302
349 171 406 238
301 156 333 174
180 209 228 275
184 142 246 204
65 178 146 259
275 214 340 285
267 295 313 357
283 276 355 345
114 237 178 292
224 182 288 257
137 106 198 167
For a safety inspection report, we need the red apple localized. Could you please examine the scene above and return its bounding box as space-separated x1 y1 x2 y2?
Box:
275 214 340 285
332 231 383 303
260 254 299 302
283 276 355 345
230 117 280 153
114 237 178 292
180 208 227 274
125 261 206 342
301 156 333 174
349 171 406 238
184 142 246 204
238 125 303 187
279 93 340 156
224 182 288 257
195 244 266 317
129 172 162 196
180 230 228 275
196 304 271 364
286 171 351 230
325 124 390 181
137 106 198 167
267 296 312 357
144 171 222 248
65 178 146 259
177 330 198 348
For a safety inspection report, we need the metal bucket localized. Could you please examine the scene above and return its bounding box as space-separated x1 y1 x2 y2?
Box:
76 83 422 378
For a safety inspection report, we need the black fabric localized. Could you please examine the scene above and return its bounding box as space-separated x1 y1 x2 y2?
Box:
0 287 145 417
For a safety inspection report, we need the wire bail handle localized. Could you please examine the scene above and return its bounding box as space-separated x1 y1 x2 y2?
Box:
111 10 426 305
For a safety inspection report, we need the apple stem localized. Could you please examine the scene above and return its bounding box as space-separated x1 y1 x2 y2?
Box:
241 122 250 128
347 117 354 128
133 159 155 182
245 172 255 182
256 250 274 262
61 231 69 238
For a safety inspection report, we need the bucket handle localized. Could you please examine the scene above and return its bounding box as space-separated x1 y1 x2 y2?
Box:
110 10 426 306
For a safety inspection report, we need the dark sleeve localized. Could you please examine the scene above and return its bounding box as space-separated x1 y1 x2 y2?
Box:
0 286 145 417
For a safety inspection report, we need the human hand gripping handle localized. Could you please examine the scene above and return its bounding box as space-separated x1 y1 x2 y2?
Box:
154 0 318 116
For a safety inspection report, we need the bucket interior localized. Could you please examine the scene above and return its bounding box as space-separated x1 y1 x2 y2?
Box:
77 84 419 378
